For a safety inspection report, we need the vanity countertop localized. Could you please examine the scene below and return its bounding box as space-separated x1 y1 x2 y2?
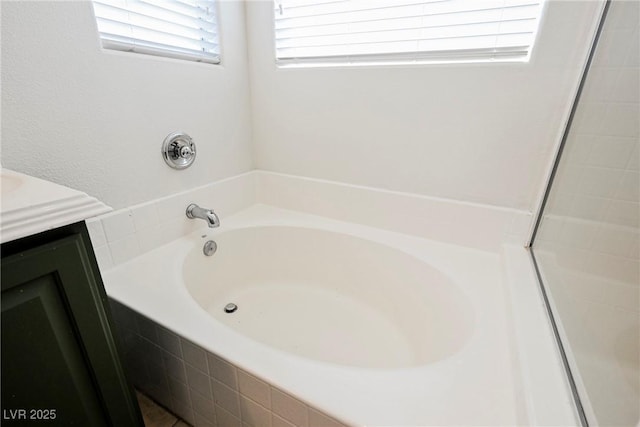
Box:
1 168 111 243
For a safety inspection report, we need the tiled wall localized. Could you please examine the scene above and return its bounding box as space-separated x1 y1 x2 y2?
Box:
109 300 348 427
86 172 255 271
536 0 639 285
86 169 534 272
533 2 639 425
255 171 532 251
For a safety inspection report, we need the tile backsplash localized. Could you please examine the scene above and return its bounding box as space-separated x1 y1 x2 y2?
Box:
532 3 639 424
109 300 348 427
537 0 639 286
86 172 255 271
87 169 535 272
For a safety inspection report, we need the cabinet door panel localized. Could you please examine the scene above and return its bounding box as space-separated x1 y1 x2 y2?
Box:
2 274 107 426
2 231 142 426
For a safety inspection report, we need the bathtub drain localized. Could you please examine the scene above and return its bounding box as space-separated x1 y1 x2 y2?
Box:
224 303 238 313
203 240 217 256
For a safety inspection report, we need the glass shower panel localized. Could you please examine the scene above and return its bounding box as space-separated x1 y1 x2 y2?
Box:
532 1 639 426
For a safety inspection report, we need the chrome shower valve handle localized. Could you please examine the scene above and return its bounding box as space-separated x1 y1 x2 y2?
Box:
162 132 196 169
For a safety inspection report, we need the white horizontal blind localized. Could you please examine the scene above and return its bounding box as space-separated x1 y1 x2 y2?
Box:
274 0 545 65
92 0 220 64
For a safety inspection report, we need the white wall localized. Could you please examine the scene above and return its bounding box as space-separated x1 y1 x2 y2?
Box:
2 1 607 214
246 0 605 211
1 0 253 210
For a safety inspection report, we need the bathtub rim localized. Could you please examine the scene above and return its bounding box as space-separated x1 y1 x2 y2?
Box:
103 204 573 426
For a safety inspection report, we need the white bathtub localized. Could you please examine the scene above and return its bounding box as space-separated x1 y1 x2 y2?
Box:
103 204 533 425
185 224 475 370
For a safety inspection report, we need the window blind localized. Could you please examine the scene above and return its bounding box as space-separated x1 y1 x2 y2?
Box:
274 0 545 65
92 0 220 64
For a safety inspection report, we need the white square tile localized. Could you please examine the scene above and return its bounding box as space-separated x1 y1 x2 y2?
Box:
131 202 160 231
181 339 209 373
163 351 187 384
582 67 620 103
254 171 516 250
554 165 585 197
108 234 140 265
601 103 640 138
605 200 639 228
595 29 635 68
626 143 639 171
571 101 607 135
168 376 191 406
559 219 596 250
135 315 158 344
207 353 237 390
507 211 534 240
240 396 271 427
587 251 639 284
571 195 609 221
137 336 164 367
101 210 136 242
92 245 113 271
578 167 624 199
216 405 242 427
592 225 635 257
187 364 212 399
194 411 216 427
535 215 565 245
616 171 640 202
155 192 194 223
588 137 636 169
190 388 216 423
86 219 107 248
607 0 640 30
171 400 195 426
158 217 197 243
308 409 345 427
238 370 270 409
211 378 240 417
545 192 574 216
146 358 169 392
625 28 639 67
272 414 296 427
146 387 172 413
136 225 167 254
271 388 308 427
628 233 639 259
158 326 182 357
206 173 256 217
613 68 640 104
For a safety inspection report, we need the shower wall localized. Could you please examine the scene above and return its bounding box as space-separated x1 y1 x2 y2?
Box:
533 1 639 425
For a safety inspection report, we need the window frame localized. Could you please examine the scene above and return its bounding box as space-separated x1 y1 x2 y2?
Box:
91 0 222 65
273 0 548 67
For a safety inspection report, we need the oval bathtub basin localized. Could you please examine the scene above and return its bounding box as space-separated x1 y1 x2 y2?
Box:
184 226 474 369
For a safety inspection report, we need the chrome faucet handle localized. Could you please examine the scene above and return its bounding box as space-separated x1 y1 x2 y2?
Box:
179 145 194 158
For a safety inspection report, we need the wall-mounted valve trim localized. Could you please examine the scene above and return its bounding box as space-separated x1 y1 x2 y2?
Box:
162 132 196 169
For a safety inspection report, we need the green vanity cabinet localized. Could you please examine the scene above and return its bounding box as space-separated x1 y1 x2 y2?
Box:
1 222 143 426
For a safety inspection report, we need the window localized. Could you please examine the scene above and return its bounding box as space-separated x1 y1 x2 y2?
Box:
274 0 545 66
92 0 220 64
